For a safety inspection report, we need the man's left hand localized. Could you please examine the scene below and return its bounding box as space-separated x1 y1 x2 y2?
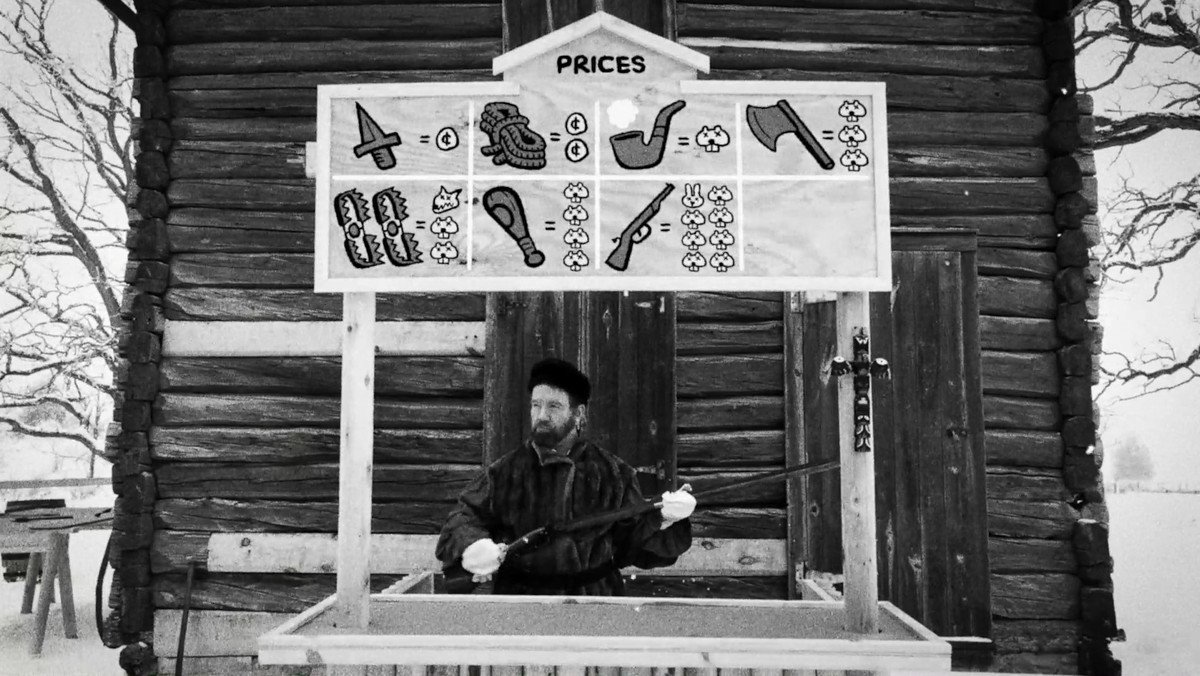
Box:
659 489 696 528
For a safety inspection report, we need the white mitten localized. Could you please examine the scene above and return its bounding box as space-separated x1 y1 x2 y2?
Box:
461 538 506 577
659 489 696 528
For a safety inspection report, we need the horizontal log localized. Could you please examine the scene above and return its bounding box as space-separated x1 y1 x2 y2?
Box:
167 71 497 117
683 39 1043 77
890 112 1048 147
155 497 452 533
676 293 782 321
169 141 304 179
151 530 210 573
991 573 1080 619
679 0 1037 15
985 429 1063 468
676 321 783 355
167 39 500 75
154 393 482 428
171 112 1050 147
153 572 371 612
676 430 784 467
155 462 477 500
677 469 787 506
979 277 1056 319
692 507 786 539
167 208 310 253
988 536 1075 573
984 395 1059 430
892 216 1054 250
991 619 1082 654
981 351 1059 398
160 355 483 395
162 321 485 357
677 355 783 397
977 248 1058 279
890 178 1055 215
151 427 481 464
680 6 1040 45
166 176 1056 215
987 499 1076 540
993 653 1079 674
677 396 784 432
164 288 486 321
889 146 1047 178
978 316 1060 351
707 69 1049 113
987 467 1071 502
167 5 501 43
172 118 314 142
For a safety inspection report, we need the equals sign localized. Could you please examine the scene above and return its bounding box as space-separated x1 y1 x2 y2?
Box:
821 130 835 139
549 133 562 142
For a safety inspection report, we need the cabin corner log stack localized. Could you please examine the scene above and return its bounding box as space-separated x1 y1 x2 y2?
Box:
1038 2 1120 674
106 0 172 665
104 1 1113 674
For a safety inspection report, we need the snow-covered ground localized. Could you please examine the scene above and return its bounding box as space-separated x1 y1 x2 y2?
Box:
1109 491 1200 675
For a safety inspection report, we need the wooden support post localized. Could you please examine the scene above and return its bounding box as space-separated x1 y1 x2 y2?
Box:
335 292 376 631
836 292 879 635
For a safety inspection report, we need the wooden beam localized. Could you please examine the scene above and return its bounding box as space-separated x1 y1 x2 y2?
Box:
204 532 787 577
836 293 879 635
336 292 374 628
93 0 136 31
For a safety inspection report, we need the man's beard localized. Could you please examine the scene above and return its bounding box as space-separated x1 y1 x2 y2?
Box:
532 417 575 448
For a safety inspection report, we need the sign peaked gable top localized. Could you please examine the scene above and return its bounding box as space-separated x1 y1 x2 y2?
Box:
493 11 710 76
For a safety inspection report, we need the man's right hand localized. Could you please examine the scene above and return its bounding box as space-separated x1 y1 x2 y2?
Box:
462 538 507 578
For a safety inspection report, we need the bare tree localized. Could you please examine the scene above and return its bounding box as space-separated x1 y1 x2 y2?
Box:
1106 434 1157 482
0 0 133 464
1076 0 1200 398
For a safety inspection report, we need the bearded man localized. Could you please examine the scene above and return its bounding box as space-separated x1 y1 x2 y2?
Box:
435 358 694 595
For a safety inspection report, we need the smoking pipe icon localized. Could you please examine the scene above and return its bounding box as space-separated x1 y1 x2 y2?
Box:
609 100 686 170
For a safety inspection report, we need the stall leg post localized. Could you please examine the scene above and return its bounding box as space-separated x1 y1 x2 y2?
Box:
836 292 879 634
336 291 376 633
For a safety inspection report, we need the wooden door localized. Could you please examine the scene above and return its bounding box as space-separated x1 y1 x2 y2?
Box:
790 229 990 639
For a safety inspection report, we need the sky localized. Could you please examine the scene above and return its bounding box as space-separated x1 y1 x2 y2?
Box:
1076 28 1200 486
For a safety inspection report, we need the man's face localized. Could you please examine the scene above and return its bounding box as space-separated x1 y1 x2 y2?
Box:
530 383 582 448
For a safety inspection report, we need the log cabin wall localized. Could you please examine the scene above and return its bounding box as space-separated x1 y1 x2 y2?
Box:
107 1 1115 675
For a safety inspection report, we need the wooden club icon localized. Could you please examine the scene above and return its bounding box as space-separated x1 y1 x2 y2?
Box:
482 186 545 268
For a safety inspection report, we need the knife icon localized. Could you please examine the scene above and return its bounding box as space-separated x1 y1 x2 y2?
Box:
353 103 402 170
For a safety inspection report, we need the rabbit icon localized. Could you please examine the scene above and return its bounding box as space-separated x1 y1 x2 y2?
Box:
681 183 704 209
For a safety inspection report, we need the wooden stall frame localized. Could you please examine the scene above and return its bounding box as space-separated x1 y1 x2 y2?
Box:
276 11 914 671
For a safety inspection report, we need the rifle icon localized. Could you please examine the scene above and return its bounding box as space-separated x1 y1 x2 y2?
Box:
605 183 675 272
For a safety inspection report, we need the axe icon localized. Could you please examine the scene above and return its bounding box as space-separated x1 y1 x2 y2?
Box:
745 100 835 171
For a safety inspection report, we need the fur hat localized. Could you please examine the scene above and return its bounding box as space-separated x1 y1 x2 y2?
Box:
528 358 591 405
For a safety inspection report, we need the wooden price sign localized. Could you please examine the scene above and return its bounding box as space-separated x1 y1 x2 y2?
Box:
312 15 889 294
313 16 889 294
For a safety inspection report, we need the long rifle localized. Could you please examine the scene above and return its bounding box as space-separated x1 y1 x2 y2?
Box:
442 457 839 593
604 183 674 271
